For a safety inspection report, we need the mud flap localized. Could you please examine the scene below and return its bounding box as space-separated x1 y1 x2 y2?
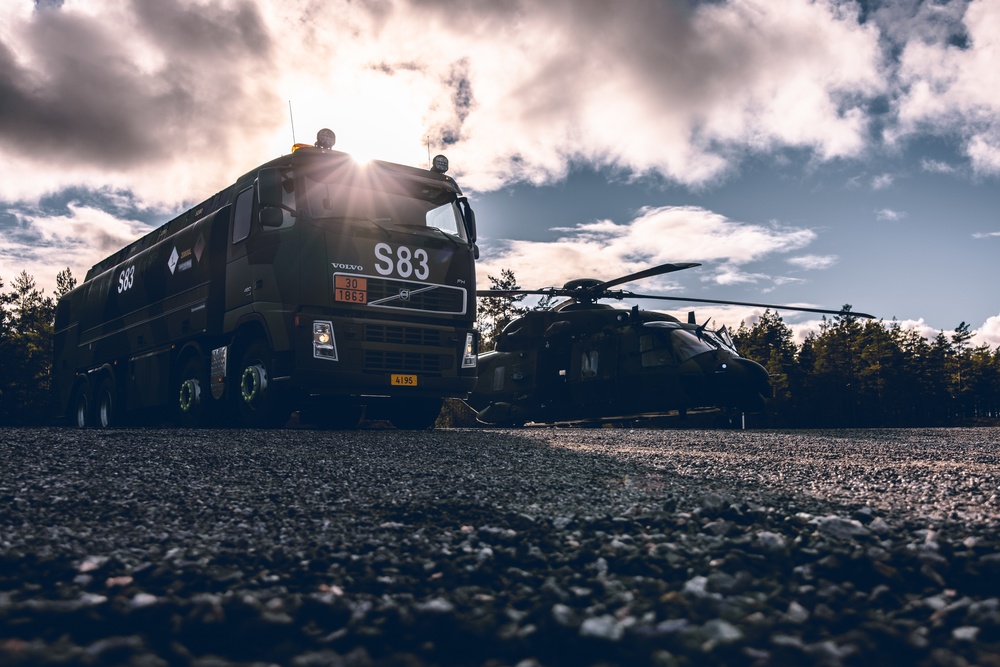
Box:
211 346 228 400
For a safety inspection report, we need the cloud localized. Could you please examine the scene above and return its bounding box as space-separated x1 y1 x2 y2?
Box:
974 314 1000 349
0 0 281 204
876 208 907 221
0 0 888 205
787 254 838 270
891 0 1000 176
477 205 816 291
972 231 1000 239
0 202 151 291
921 158 957 174
871 173 894 190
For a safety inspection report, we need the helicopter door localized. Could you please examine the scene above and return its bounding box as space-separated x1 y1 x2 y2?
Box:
569 337 618 408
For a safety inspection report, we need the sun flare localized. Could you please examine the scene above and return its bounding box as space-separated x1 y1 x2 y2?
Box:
284 72 432 168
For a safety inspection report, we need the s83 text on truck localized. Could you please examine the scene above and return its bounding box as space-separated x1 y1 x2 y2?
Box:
52 129 480 429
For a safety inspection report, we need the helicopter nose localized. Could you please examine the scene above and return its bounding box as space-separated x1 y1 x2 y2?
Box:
711 357 771 410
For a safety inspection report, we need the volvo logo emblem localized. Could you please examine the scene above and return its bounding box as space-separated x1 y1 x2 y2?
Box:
399 289 410 301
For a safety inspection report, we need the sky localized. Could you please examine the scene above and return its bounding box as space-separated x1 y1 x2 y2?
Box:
1 0 999 347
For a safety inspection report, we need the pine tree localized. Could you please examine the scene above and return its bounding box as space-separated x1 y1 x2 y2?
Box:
733 310 797 424
477 269 527 352
55 267 77 298
1 272 57 424
811 308 864 425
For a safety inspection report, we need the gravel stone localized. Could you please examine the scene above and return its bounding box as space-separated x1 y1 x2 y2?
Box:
579 615 625 641
3 426 1000 666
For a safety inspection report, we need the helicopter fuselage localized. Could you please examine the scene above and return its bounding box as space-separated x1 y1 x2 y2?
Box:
465 305 771 425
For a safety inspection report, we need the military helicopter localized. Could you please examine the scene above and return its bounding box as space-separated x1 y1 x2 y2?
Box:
465 262 873 426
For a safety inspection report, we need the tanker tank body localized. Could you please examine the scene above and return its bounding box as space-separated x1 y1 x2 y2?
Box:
53 195 233 428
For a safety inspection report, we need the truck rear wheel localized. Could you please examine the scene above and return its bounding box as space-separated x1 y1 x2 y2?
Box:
238 340 288 428
94 375 117 428
69 380 90 428
389 397 443 429
177 355 208 427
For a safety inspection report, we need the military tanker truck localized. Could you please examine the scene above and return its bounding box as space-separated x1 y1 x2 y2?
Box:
52 129 479 429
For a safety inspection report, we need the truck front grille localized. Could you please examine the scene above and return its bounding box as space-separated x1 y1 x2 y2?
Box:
364 351 445 374
365 278 466 315
364 324 442 347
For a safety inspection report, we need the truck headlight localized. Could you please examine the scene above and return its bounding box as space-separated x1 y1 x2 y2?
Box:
461 332 477 368
313 320 338 361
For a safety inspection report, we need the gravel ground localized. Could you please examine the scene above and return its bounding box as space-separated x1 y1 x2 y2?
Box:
2 426 1000 667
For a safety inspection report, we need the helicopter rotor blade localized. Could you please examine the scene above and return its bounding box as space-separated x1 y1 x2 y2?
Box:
476 288 565 298
595 262 700 292
620 291 875 319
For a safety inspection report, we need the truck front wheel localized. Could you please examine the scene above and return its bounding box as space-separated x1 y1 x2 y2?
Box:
238 340 288 428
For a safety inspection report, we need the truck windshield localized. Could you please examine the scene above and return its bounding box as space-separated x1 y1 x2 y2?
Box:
303 173 467 242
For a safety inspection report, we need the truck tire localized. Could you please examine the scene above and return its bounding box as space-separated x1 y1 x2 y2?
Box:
389 397 443 430
94 375 117 428
238 340 288 428
69 380 90 428
177 355 208 427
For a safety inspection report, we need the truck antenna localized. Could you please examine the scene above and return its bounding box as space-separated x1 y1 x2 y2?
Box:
288 101 297 144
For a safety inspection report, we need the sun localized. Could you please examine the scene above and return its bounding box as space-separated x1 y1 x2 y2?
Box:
286 74 431 167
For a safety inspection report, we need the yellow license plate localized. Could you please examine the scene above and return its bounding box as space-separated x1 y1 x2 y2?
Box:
391 374 418 387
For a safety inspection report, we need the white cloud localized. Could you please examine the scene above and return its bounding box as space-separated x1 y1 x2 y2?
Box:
477 205 815 292
974 314 1000 349
787 254 838 270
892 0 1000 176
921 158 957 174
972 231 1000 239
871 173 894 190
876 208 907 221
0 203 151 291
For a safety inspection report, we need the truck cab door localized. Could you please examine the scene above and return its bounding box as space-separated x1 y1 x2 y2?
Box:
225 186 255 314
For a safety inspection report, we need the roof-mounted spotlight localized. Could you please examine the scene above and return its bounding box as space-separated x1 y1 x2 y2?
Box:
431 154 449 174
315 128 336 149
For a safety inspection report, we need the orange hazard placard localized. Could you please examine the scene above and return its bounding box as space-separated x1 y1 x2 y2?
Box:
335 275 367 303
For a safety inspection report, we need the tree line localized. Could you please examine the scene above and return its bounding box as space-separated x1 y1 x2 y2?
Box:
1 266 998 427
732 309 1000 427
0 269 76 425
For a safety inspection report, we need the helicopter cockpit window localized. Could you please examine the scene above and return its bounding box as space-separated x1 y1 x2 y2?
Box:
701 328 739 355
643 322 715 363
670 329 716 362
581 350 599 378
716 326 739 354
640 333 675 368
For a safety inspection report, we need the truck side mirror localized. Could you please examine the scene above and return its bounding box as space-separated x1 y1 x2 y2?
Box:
258 168 283 208
259 206 283 228
458 197 477 244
